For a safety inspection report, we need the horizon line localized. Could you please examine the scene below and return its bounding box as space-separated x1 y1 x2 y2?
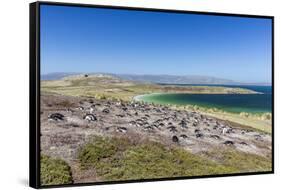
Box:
40 72 272 85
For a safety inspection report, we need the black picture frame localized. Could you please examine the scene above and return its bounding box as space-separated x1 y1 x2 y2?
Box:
29 1 274 189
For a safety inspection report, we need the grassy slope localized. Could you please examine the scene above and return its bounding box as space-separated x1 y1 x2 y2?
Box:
41 75 258 102
203 111 271 133
40 136 271 185
41 75 271 132
78 136 271 181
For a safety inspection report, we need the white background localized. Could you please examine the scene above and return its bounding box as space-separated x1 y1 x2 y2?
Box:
0 0 279 189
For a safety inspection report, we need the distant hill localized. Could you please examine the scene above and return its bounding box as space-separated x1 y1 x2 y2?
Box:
41 72 270 86
114 74 236 85
41 72 80 80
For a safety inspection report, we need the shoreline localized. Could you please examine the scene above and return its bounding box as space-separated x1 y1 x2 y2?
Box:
133 93 271 114
133 93 161 101
133 93 272 133
40 75 271 133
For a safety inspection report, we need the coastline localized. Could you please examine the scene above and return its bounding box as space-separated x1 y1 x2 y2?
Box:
41 75 272 133
133 93 272 133
133 93 161 101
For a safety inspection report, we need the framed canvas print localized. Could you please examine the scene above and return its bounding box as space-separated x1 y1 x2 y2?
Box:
29 1 274 188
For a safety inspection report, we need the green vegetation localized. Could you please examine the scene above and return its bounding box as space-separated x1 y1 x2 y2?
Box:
41 155 73 186
78 136 271 181
41 74 271 132
41 75 271 133
201 148 272 172
41 75 258 102
162 104 272 133
173 104 271 123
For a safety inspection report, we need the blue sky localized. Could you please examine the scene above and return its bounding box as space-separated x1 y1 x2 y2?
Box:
40 5 272 83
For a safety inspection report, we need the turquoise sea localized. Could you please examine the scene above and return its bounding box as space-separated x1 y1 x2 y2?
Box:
136 85 272 113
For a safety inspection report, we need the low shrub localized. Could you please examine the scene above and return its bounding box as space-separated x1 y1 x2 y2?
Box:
40 155 73 186
78 136 248 181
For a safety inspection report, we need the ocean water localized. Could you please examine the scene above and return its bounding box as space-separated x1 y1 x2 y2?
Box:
137 85 272 113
